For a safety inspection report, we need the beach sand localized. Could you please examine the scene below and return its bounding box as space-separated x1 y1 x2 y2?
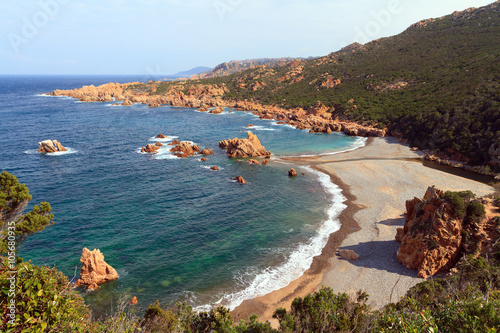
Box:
231 137 495 325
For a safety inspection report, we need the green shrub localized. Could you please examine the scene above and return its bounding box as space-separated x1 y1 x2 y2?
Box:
444 191 466 218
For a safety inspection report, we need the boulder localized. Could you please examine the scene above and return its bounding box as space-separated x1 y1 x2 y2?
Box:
209 107 224 114
168 139 180 146
233 176 246 184
248 159 260 165
155 142 163 147
219 132 271 158
288 168 298 177
142 144 160 153
262 160 269 165
38 140 67 153
170 141 200 158
201 148 214 155
156 133 167 139
200 157 207 162
73 248 118 290
130 296 138 305
246 124 254 128
339 249 360 260
210 166 219 171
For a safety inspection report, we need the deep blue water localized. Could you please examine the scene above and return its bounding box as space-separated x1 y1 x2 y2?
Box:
0 75 364 315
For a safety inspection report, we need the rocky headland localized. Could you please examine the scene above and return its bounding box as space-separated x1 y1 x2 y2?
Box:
47 82 386 138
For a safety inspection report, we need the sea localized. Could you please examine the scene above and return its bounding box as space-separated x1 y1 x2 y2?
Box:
0 75 366 317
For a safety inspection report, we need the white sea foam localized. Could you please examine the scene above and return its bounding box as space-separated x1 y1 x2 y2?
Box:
194 167 346 312
245 125 278 131
200 165 224 171
287 137 368 158
148 135 179 143
24 148 78 156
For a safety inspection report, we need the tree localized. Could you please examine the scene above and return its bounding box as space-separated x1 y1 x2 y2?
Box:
0 170 54 255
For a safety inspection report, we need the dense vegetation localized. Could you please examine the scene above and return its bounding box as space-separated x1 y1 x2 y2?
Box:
140 2 500 170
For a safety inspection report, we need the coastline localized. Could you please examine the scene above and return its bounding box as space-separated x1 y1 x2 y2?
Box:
231 136 495 324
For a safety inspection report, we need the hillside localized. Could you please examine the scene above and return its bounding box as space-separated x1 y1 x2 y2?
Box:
195 1 499 170
173 66 212 77
191 58 298 79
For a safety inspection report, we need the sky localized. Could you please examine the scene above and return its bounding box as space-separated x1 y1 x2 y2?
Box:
0 0 496 75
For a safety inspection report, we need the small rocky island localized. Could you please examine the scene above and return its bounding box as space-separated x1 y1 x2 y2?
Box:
219 132 271 158
37 140 67 153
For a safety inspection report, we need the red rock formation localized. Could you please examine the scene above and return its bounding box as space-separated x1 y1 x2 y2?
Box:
201 148 214 155
396 187 463 278
233 176 246 184
210 166 219 171
73 248 118 290
339 249 360 260
209 107 224 114
37 140 67 153
168 139 180 146
170 141 200 158
219 132 271 158
142 144 160 153
288 168 298 177
155 142 163 147
246 124 254 128
200 157 207 162
248 159 260 165
156 133 167 139
130 296 138 305
262 160 269 165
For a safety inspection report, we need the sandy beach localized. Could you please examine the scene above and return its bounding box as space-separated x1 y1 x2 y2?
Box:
231 137 495 324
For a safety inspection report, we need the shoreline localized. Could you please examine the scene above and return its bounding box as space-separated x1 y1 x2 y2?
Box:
231 136 495 324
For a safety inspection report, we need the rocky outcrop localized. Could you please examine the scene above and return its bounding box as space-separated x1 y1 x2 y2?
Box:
262 160 269 165
168 139 180 146
233 176 246 184
74 248 118 290
201 148 214 155
200 157 207 162
142 144 160 154
170 141 200 158
248 159 260 165
288 168 298 177
156 133 167 139
219 132 271 158
37 140 67 153
130 296 138 305
209 107 224 114
339 249 360 260
210 166 219 171
396 187 500 279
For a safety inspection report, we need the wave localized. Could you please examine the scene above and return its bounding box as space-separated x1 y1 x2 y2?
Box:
194 167 346 312
290 137 368 158
245 125 278 131
148 136 179 143
24 148 78 156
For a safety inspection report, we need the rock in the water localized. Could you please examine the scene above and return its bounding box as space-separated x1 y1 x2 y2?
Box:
156 133 167 139
246 124 254 128
130 296 138 305
200 157 207 162
74 248 118 290
209 107 224 114
248 159 260 165
233 176 246 184
339 249 360 260
168 139 180 146
155 142 163 147
142 144 160 154
170 141 200 158
219 132 271 158
288 168 298 177
210 166 219 171
38 140 67 153
201 148 214 155
262 160 269 165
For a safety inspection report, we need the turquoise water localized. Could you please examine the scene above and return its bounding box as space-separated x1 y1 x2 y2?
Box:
0 75 364 315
